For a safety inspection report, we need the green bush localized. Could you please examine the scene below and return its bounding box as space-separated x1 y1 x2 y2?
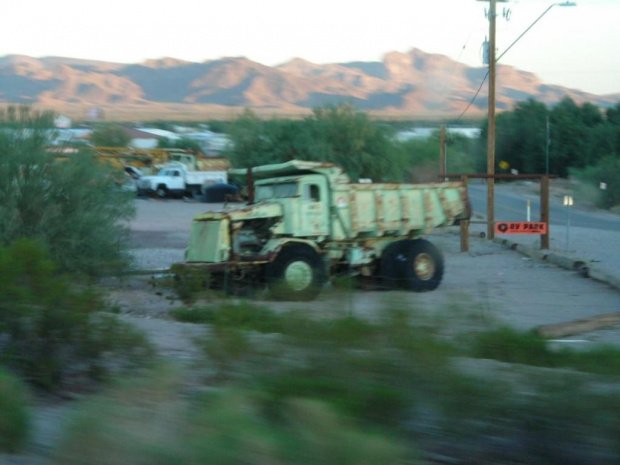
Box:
89 124 131 147
471 326 620 376
55 367 185 465
571 155 620 209
0 106 135 276
197 309 454 427
0 368 31 453
470 326 554 366
0 239 154 390
186 392 410 465
170 266 212 303
56 369 410 465
171 300 281 332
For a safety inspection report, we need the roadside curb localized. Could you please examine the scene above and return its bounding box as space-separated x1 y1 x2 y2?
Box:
491 237 620 292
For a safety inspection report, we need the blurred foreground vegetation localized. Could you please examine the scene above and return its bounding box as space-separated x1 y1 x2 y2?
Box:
48 300 620 464
0 107 154 453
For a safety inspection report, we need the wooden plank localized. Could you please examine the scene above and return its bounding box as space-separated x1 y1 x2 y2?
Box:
536 312 620 339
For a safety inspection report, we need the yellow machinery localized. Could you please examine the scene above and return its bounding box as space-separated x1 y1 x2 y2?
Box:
51 147 231 176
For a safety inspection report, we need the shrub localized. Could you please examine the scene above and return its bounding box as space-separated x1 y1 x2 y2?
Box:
470 326 555 367
89 124 131 147
571 155 620 209
170 266 212 303
170 301 281 333
0 106 135 276
186 392 410 465
0 239 154 390
0 368 31 453
471 326 620 377
56 370 410 465
197 308 455 427
55 367 185 465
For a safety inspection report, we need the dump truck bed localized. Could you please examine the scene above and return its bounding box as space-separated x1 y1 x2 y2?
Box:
329 181 468 239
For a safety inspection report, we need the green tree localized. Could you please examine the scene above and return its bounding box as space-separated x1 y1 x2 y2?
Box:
90 125 131 147
605 103 620 156
226 104 407 182
550 97 590 176
397 130 476 182
157 136 203 154
306 103 402 181
572 155 620 209
0 106 135 275
493 99 548 174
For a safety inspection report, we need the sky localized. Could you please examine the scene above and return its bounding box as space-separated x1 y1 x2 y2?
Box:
2 0 619 95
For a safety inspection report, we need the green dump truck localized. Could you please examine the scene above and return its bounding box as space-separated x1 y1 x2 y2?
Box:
173 160 470 300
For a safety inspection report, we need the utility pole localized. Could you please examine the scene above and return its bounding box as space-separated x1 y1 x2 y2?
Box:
478 0 506 239
487 0 498 239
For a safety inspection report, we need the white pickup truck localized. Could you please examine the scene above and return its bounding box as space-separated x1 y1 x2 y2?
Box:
137 164 227 198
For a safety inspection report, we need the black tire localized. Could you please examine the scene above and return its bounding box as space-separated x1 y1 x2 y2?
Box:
155 185 168 199
189 186 202 200
265 244 325 301
402 239 444 292
380 240 408 289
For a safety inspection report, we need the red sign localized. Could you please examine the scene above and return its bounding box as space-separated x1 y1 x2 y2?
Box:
495 222 548 235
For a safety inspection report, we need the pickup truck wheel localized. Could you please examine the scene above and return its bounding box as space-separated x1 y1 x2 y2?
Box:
266 245 325 301
402 239 444 292
155 185 168 199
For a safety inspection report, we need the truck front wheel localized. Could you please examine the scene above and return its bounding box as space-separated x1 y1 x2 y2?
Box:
266 245 325 301
155 185 168 199
402 239 444 291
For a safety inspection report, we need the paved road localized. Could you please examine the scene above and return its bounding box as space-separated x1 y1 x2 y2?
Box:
468 183 620 281
469 184 620 231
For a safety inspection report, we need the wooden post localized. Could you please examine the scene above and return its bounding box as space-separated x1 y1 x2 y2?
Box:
439 125 446 180
460 175 470 252
540 175 550 249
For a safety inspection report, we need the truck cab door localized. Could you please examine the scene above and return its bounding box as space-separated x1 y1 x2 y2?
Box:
300 182 329 237
169 169 185 191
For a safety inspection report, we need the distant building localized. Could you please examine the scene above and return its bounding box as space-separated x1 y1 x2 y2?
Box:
183 130 231 156
396 126 481 141
126 128 180 149
54 115 72 129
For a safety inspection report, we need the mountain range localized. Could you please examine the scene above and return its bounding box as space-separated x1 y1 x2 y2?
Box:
0 48 617 119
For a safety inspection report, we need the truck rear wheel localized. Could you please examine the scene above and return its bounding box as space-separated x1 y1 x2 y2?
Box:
380 240 408 289
402 239 444 291
266 245 325 301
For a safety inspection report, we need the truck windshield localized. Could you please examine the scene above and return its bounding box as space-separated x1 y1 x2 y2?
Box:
255 182 298 201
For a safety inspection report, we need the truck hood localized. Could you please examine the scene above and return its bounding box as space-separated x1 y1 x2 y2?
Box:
193 201 284 222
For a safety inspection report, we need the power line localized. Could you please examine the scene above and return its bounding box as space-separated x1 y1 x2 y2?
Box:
457 69 489 121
